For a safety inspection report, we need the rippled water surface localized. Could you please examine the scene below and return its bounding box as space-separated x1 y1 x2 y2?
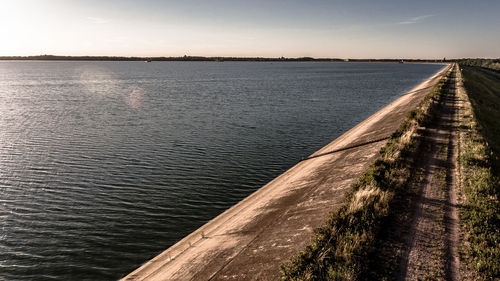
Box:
0 61 444 280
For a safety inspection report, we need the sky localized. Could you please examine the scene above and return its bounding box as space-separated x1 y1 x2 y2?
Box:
0 0 499 59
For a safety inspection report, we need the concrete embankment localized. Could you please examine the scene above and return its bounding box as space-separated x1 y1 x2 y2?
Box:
122 64 451 281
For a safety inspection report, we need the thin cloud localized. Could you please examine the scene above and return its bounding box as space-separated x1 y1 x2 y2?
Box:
87 17 110 24
398 14 434 25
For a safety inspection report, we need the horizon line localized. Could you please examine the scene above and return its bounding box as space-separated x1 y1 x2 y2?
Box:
0 54 493 61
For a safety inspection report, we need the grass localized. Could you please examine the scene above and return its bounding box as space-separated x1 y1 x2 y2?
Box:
457 65 500 280
460 66 500 169
279 69 451 281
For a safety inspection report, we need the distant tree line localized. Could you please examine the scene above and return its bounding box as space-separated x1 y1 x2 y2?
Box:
0 55 459 63
458 58 500 72
0 55 339 62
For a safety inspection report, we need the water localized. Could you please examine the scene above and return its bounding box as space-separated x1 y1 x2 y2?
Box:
0 61 444 280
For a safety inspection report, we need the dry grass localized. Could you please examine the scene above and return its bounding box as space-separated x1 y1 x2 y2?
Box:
348 186 389 214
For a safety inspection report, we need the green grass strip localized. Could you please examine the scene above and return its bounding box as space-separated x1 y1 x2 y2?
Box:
457 65 500 280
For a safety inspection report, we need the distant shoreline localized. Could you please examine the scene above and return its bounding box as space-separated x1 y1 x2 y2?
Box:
0 55 447 63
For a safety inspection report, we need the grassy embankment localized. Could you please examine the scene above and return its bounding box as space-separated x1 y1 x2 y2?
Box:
280 68 452 280
457 65 499 280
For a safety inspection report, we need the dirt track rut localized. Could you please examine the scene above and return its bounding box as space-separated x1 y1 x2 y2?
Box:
401 64 460 281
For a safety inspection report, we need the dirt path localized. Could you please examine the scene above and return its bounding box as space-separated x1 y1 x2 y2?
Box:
444 65 460 281
401 64 460 281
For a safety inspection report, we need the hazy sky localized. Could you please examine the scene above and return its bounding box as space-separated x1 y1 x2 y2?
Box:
1 0 498 58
